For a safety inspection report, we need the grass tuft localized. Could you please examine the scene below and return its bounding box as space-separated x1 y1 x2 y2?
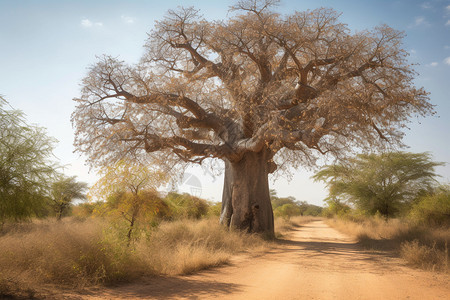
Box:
400 240 448 272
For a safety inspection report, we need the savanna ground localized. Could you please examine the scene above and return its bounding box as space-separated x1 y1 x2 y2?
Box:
1 217 448 300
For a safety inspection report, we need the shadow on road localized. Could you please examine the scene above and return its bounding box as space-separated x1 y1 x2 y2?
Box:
268 222 400 274
78 276 243 299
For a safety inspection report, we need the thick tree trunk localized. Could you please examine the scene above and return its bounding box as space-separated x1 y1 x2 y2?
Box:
220 150 274 237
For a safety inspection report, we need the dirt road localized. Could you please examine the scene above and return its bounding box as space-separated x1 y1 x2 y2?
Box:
81 220 448 300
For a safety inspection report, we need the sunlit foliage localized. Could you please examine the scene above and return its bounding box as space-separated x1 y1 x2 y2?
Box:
313 152 443 218
409 184 450 226
89 160 168 243
270 190 323 218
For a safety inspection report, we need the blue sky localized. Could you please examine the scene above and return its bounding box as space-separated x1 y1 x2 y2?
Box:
1 0 449 205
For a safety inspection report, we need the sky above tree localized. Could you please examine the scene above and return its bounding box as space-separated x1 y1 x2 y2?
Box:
1 0 449 205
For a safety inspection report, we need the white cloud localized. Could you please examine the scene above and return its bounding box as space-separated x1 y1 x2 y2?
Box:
121 15 135 24
445 45 450 50
414 16 429 26
446 20 450 26
81 19 92 27
421 2 431 9
410 49 417 54
426 62 438 67
444 57 450 65
447 5 450 12
81 18 103 28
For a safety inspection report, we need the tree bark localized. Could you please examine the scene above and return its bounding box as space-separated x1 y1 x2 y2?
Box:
220 149 274 237
56 205 64 221
219 159 233 227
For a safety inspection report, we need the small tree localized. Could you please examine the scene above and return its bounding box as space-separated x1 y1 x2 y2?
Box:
313 152 443 218
50 176 88 220
0 96 58 223
89 160 167 244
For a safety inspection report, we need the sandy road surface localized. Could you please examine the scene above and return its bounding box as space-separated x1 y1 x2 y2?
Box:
69 220 448 300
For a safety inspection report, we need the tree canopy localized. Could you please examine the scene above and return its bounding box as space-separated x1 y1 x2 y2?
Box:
50 176 88 220
0 96 58 222
313 152 443 218
72 0 433 234
89 160 167 199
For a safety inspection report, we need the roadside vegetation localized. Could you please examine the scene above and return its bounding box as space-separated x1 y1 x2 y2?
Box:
315 152 450 273
0 209 265 298
0 188 322 299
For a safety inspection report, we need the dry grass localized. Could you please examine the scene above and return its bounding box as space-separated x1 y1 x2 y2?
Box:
138 218 266 275
400 240 448 272
0 217 266 298
326 217 450 272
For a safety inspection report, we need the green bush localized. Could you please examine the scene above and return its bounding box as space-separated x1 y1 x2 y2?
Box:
322 198 351 218
274 203 301 219
409 186 450 227
303 205 323 216
207 202 222 217
271 192 322 218
164 192 209 219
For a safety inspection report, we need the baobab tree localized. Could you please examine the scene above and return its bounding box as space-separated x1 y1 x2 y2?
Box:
72 0 433 236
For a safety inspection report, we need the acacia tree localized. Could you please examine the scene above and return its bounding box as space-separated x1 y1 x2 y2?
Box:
72 0 433 235
0 96 57 223
313 152 442 218
50 176 88 220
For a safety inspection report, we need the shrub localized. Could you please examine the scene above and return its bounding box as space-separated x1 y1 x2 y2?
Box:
0 218 145 291
164 192 209 219
303 205 323 216
271 192 323 218
408 186 450 227
274 203 301 219
207 201 222 217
